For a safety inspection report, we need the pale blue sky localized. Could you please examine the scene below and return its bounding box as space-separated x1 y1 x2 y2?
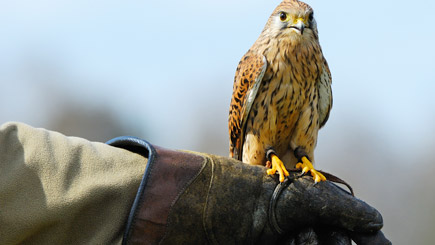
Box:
1 0 434 155
1 1 435 242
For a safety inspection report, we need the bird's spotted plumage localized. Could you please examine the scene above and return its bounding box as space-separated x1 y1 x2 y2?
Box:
229 0 332 179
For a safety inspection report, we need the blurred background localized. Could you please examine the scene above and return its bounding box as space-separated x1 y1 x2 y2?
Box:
1 0 434 243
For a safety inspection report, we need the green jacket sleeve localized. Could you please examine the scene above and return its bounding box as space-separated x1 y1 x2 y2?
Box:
0 122 147 244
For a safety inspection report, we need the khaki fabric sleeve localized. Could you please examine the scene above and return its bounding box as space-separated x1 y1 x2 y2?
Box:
0 122 147 244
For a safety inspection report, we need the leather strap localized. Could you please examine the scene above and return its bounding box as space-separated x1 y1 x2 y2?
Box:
269 177 292 235
318 170 354 196
268 170 354 235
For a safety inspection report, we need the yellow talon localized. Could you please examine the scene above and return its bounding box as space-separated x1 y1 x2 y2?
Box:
295 156 326 183
266 154 290 182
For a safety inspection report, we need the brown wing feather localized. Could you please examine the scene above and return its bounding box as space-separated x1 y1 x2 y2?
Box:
229 51 267 160
318 58 333 128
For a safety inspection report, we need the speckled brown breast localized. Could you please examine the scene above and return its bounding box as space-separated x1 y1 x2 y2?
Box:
241 40 323 168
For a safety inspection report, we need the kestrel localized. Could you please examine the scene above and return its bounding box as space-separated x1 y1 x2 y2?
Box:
229 0 332 183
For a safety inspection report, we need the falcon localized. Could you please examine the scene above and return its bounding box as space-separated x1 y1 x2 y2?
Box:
229 0 332 183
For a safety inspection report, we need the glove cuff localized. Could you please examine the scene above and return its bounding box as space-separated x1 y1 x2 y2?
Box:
107 137 206 244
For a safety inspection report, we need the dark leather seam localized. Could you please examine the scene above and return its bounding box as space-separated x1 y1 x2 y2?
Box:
159 153 209 244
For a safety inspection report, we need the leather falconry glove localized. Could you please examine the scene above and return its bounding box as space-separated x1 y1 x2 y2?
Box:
107 137 391 245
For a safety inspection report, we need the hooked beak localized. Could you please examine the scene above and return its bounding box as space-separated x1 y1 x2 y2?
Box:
289 18 305 35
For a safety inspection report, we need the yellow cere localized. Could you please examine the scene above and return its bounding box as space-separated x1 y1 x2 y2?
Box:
294 17 306 25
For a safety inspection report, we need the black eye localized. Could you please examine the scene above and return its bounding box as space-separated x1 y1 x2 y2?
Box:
308 12 314 22
279 12 288 22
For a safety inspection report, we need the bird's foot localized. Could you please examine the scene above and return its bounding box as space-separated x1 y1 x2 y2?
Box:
295 156 326 183
266 153 290 183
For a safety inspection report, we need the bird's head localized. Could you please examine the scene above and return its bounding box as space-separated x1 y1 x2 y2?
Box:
264 0 318 41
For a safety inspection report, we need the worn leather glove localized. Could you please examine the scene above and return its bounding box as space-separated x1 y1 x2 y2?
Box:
108 137 390 245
